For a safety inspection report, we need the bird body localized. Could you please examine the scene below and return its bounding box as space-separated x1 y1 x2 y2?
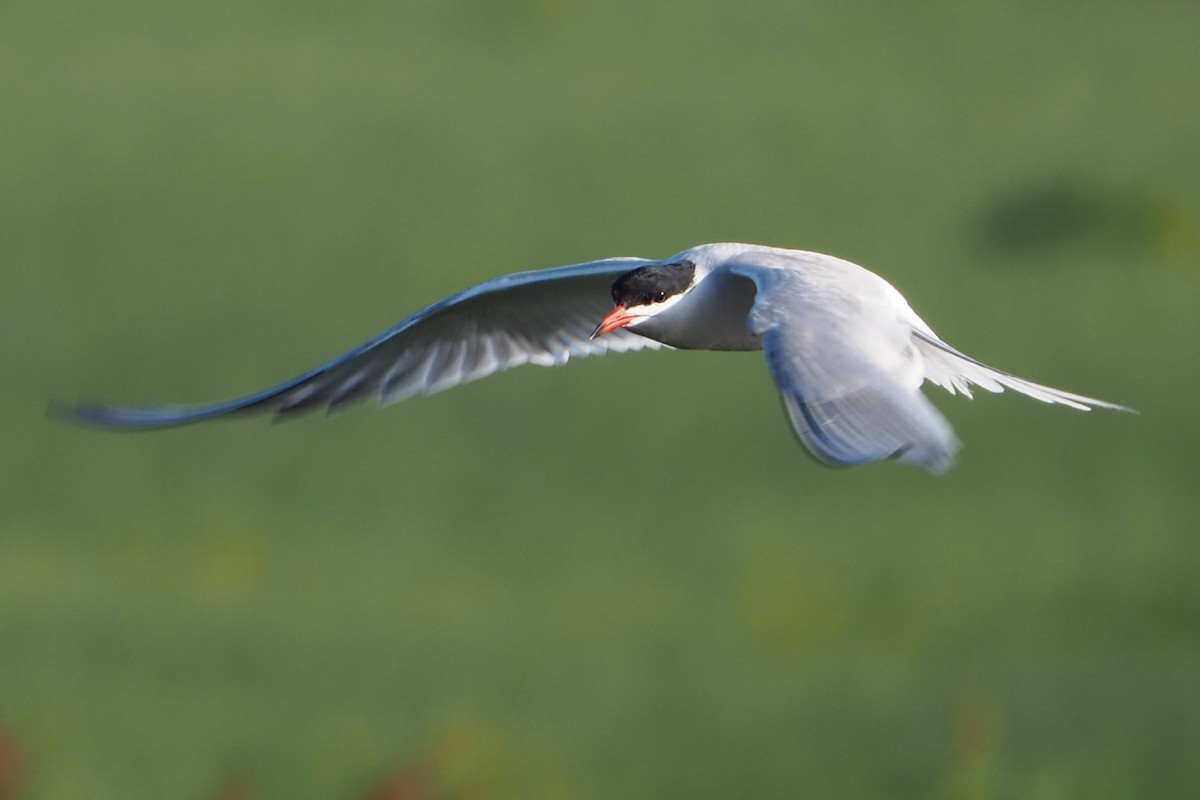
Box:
62 243 1128 473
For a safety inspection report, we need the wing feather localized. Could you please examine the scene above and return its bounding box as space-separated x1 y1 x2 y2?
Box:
732 262 961 473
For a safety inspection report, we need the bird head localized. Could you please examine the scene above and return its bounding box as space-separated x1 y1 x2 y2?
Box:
591 260 697 338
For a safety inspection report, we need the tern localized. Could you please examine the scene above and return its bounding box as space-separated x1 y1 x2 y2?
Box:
60 243 1129 472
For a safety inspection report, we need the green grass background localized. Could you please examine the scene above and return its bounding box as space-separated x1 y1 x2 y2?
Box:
3 1 1199 797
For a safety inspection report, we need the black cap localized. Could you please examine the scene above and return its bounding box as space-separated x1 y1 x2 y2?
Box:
610 260 696 307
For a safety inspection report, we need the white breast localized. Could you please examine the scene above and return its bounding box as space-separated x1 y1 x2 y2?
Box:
631 267 763 351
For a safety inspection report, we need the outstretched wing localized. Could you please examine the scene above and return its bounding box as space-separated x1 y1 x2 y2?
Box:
59 258 662 429
731 258 961 473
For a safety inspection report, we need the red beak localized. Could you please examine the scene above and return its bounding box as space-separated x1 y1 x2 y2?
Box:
591 305 638 338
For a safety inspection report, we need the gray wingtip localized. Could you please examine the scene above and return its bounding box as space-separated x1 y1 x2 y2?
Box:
49 399 170 430
47 398 240 430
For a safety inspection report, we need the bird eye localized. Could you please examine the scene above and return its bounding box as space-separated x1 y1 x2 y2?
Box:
655 291 666 302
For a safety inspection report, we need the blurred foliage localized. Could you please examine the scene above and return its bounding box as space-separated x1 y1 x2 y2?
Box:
2 0 1199 798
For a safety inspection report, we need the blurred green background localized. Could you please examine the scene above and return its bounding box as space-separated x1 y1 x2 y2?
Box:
3 1 1198 798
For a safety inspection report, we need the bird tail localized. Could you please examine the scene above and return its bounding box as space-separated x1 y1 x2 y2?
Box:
912 331 1133 412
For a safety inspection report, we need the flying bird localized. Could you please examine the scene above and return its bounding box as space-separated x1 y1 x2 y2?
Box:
60 243 1129 472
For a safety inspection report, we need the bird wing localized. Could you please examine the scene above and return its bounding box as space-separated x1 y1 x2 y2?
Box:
729 260 961 473
60 257 662 429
